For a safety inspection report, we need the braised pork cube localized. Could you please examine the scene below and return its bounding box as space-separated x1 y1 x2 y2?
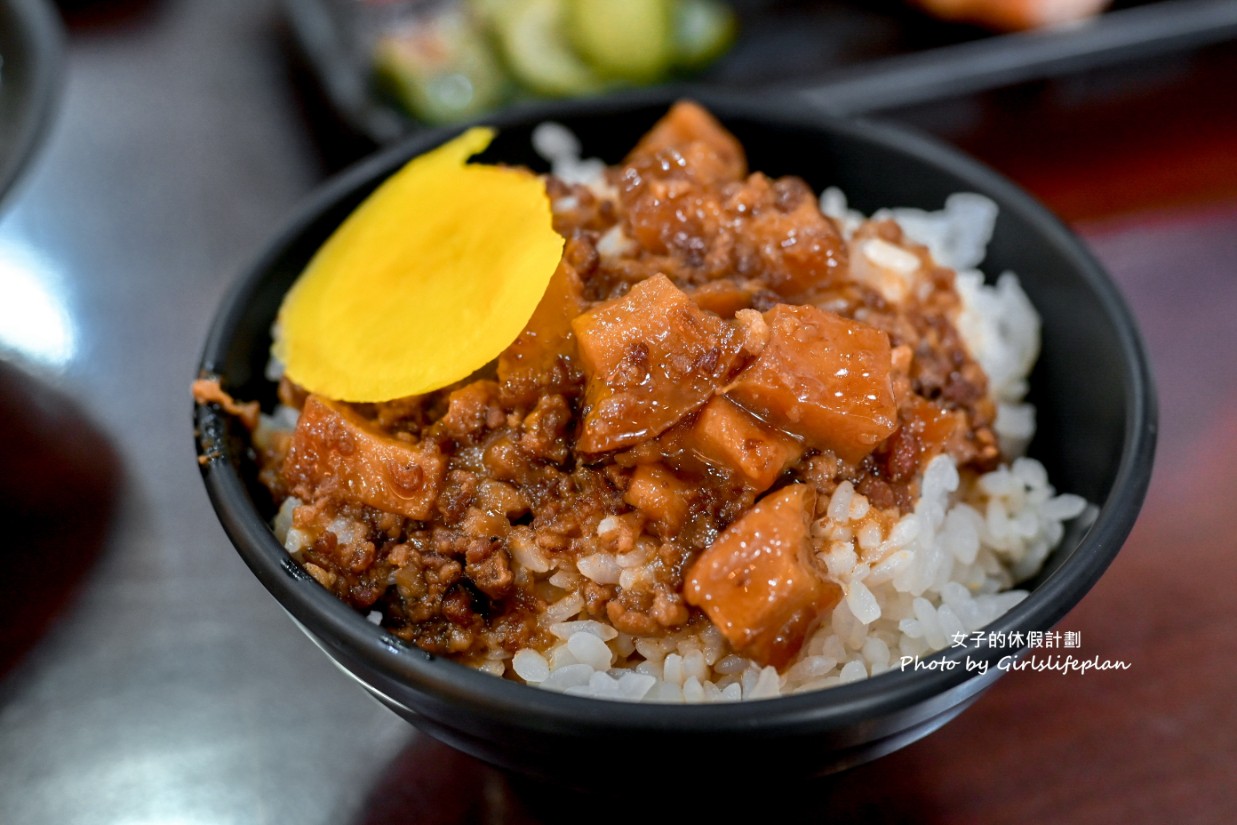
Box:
729 174 849 302
497 259 586 386
284 395 446 520
683 484 840 668
572 273 741 453
682 396 803 493
623 463 692 536
724 304 898 464
902 396 965 471
689 279 757 317
625 99 747 186
618 103 747 270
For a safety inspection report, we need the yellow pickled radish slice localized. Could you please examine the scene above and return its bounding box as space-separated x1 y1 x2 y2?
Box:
273 127 564 402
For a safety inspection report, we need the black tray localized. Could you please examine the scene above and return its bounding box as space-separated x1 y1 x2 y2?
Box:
285 0 1237 143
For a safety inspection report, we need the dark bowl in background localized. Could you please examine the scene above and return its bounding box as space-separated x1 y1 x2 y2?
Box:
194 90 1156 786
0 0 64 212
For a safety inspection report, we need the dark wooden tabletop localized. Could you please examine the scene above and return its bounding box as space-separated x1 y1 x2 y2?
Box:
1 2 1234 823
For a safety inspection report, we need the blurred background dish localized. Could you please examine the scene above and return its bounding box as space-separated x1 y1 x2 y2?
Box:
284 0 738 139
284 0 1237 143
0 0 64 211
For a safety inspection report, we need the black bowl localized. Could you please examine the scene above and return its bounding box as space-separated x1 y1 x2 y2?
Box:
194 90 1156 785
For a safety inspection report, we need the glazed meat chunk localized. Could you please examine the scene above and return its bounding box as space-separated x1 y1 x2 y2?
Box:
572 273 744 452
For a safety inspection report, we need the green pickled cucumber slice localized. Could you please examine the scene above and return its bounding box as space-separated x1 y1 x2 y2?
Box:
464 0 508 27
373 10 510 124
567 0 674 83
672 0 737 70
495 0 605 97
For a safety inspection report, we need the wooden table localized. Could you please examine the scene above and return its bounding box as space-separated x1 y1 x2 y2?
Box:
1 3 1233 822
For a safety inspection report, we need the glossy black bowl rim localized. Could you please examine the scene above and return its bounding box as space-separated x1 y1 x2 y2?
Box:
197 88 1157 738
0 0 64 212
